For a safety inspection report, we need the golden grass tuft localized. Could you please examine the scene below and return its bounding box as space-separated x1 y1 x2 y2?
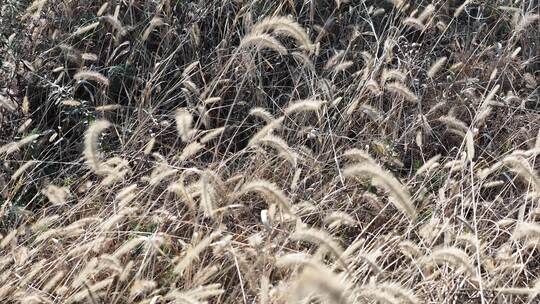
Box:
344 163 417 220
251 16 314 53
386 82 419 103
239 32 287 55
83 119 111 173
74 70 110 86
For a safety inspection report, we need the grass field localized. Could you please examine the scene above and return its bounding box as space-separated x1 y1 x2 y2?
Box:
0 0 539 303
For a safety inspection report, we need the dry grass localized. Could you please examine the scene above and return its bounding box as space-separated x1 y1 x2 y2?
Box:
0 0 539 303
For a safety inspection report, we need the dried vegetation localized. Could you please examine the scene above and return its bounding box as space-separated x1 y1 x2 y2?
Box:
0 0 539 303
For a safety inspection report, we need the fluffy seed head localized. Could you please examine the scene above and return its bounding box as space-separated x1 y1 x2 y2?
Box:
344 163 417 220
83 120 111 173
